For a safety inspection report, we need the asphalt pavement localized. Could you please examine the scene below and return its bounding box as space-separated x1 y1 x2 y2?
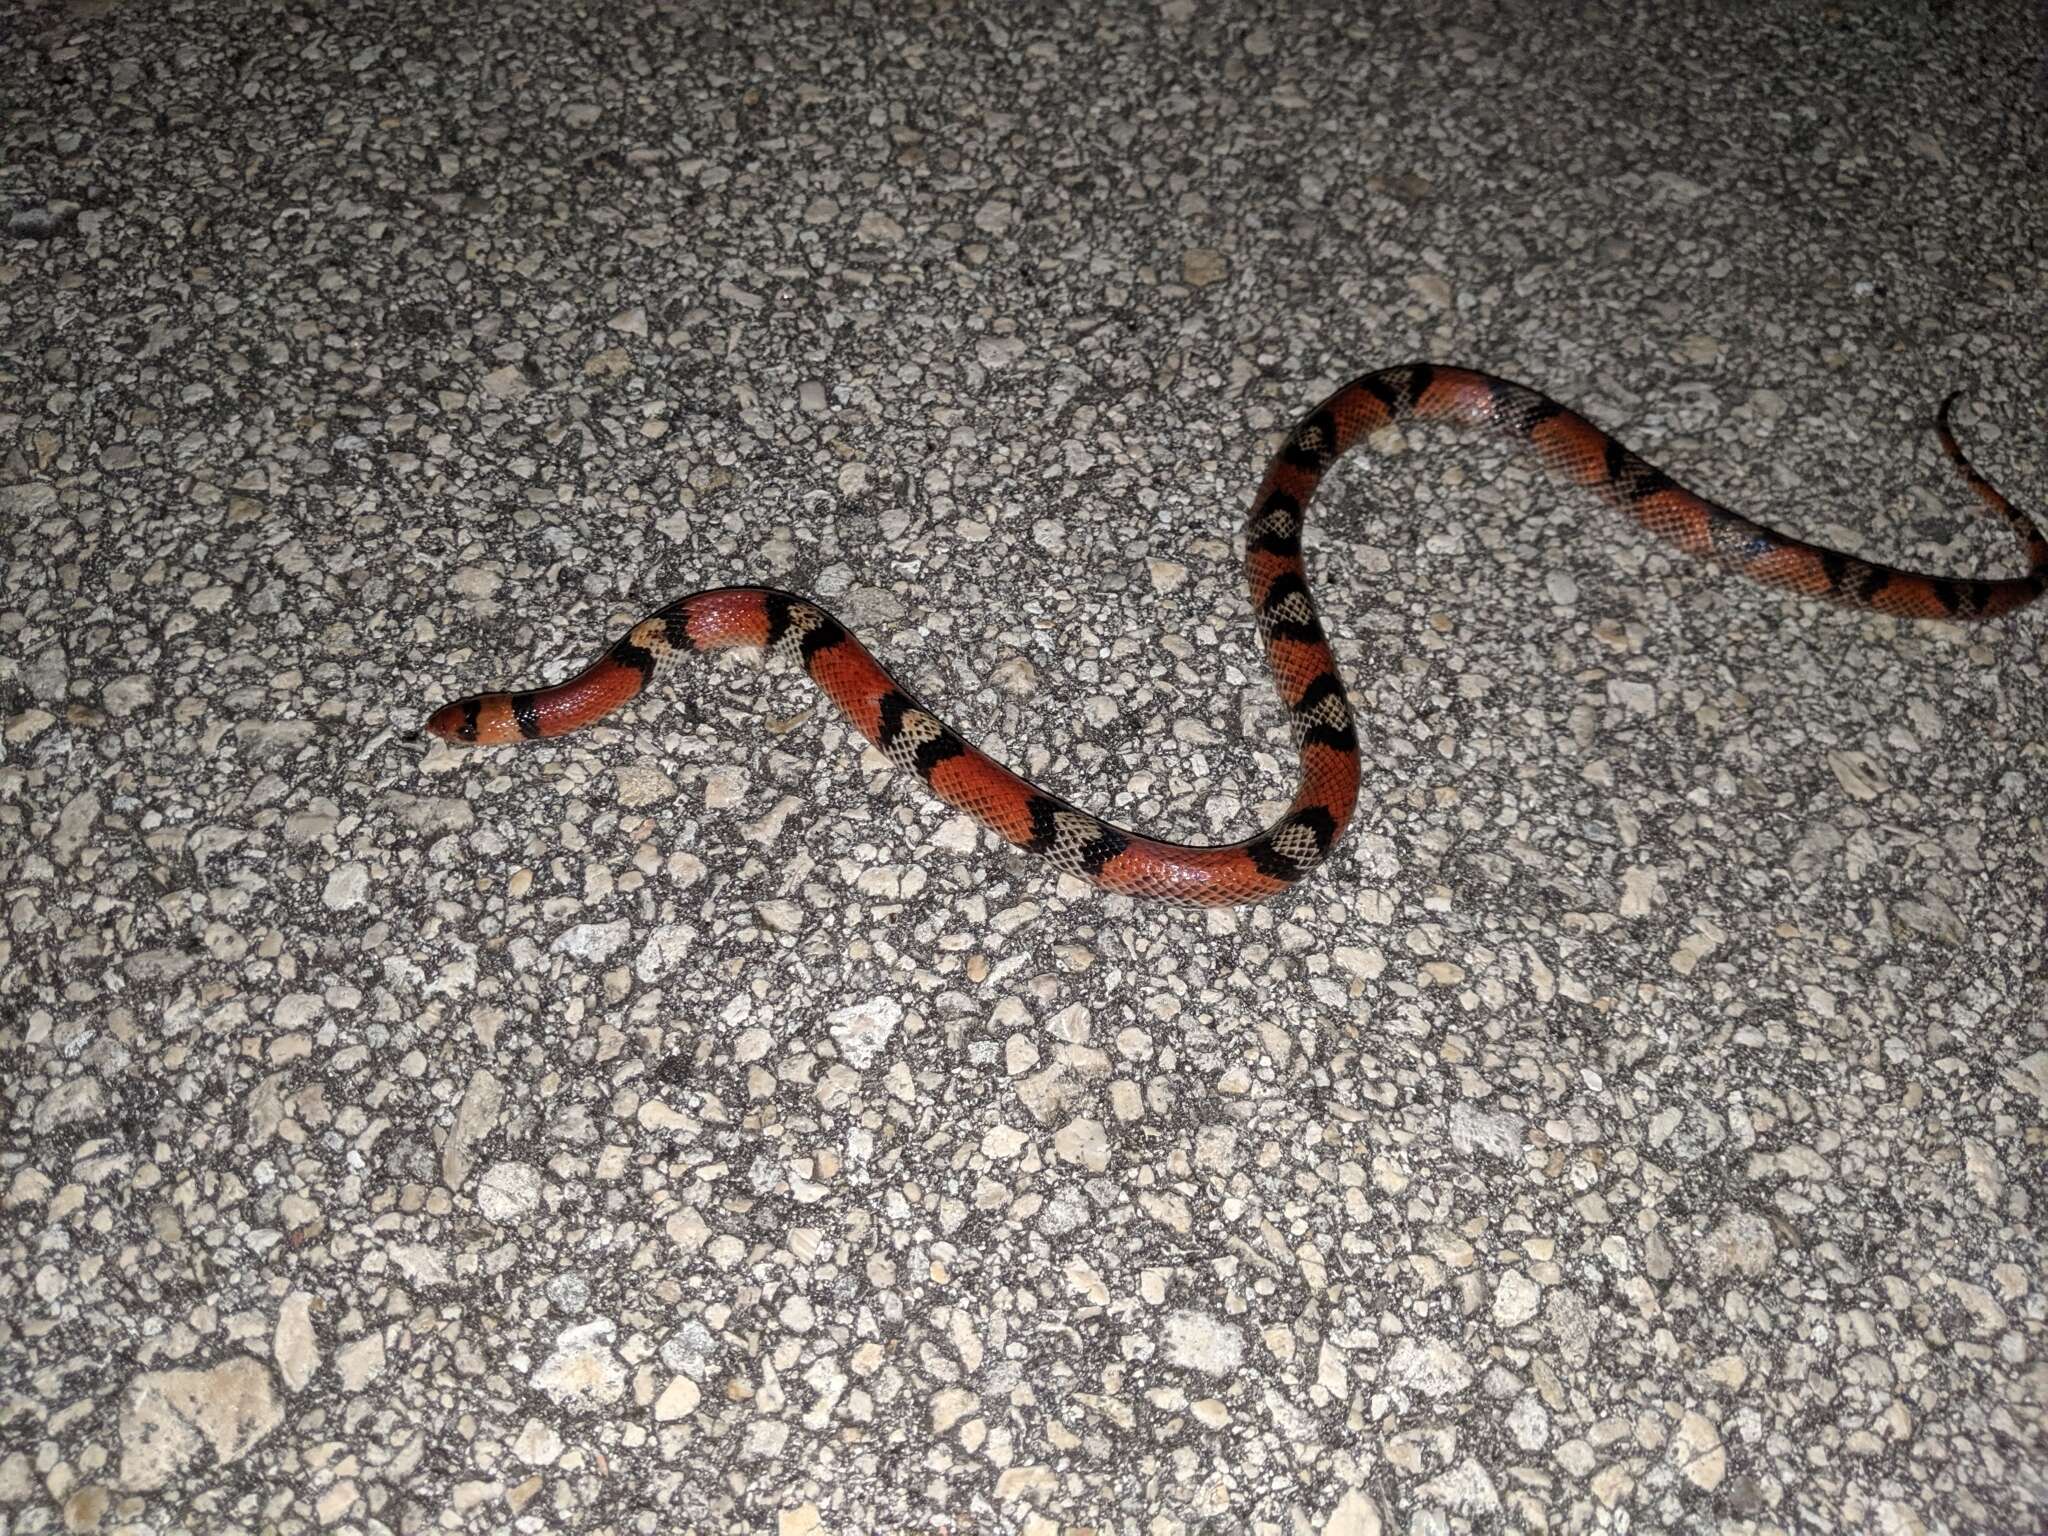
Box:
5 0 2046 1531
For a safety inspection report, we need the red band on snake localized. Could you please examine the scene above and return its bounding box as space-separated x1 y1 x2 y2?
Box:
424 365 2047 907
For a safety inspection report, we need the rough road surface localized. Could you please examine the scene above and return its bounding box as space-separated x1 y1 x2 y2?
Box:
5 1 2046 1532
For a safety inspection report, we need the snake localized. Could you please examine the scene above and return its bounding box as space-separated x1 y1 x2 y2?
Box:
423 364 2047 907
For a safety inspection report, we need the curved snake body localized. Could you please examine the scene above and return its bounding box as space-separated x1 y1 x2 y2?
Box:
425 365 2047 906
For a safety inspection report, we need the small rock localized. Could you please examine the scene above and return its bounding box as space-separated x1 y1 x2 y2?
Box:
1827 750 1886 802
1492 1270 1541 1327
1052 1117 1110 1171
981 1125 1028 1160
316 1480 359 1523
321 862 369 909
482 364 530 400
1407 271 1454 308
655 1376 702 1421
274 1293 319 1392
1418 1458 1500 1515
1183 247 1227 286
52 790 101 863
64 1488 111 1529
477 1161 542 1222
0 1453 33 1500
1386 1336 1473 1397
635 924 699 982
1162 1311 1244 1376
34 1075 104 1134
335 1333 385 1391
441 1070 503 1190
1545 1288 1596 1368
388 1243 450 1286
118 1358 282 1490
1147 558 1189 593
931 1386 978 1433
613 763 676 807
827 996 902 1070
1321 1488 1383 1536
1506 1393 1550 1450
1669 1410 1727 1490
102 675 154 716
531 1320 626 1410
755 899 804 934
513 1418 564 1466
995 1465 1058 1502
1447 1101 1524 1159
1698 1209 1778 1279
977 335 1025 368
858 209 905 242
552 919 631 961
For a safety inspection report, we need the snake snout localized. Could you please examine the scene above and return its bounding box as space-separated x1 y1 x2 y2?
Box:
422 701 476 742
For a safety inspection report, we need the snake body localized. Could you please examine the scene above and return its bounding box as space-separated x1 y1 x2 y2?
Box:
425 364 2047 906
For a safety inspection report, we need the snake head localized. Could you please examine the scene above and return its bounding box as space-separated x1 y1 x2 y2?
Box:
422 699 481 742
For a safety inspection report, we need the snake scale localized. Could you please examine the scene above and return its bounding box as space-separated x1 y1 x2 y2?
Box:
425 364 2047 906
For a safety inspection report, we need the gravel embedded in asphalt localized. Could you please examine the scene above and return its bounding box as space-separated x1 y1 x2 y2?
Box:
4 1 2046 1531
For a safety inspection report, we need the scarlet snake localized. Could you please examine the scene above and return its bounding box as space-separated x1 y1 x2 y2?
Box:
425 364 2047 907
